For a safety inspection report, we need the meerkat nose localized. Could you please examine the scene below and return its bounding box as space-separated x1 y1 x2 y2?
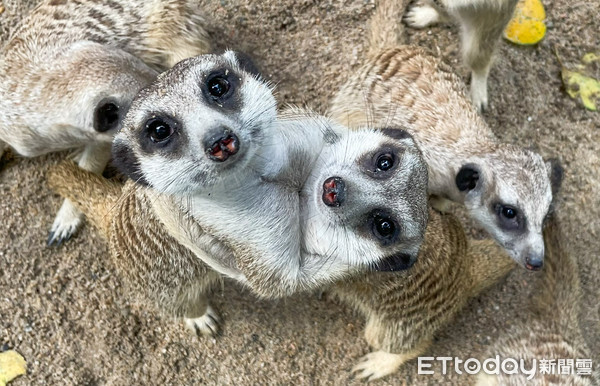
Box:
525 252 544 271
205 130 239 162
322 176 346 207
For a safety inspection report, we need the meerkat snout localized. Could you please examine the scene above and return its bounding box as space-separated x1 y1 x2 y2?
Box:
525 250 544 271
322 176 346 207
204 129 239 162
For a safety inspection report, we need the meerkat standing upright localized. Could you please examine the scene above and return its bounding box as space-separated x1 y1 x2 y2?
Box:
49 51 432 332
0 0 212 245
405 0 519 111
330 0 561 270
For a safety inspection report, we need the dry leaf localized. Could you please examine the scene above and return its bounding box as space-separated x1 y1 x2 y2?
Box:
0 350 27 386
504 0 546 45
561 53 600 111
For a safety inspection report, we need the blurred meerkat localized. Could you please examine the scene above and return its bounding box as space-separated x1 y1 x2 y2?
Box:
49 52 431 332
332 207 515 381
0 0 212 245
475 213 599 385
405 0 519 111
330 0 561 270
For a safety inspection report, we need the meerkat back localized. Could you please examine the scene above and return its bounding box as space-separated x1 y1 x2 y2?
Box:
329 0 557 271
0 0 213 244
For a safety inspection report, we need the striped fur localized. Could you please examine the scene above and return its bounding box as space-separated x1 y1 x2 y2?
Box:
332 209 515 380
0 0 212 244
48 161 224 333
330 1 555 271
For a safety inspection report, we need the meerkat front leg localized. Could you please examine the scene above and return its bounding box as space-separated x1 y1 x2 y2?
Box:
47 142 111 245
352 317 431 381
405 0 449 29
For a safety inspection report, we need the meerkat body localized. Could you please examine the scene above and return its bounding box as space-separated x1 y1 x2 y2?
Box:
332 207 515 380
48 168 224 335
49 52 431 333
0 0 212 244
405 0 519 111
475 214 599 385
329 0 559 270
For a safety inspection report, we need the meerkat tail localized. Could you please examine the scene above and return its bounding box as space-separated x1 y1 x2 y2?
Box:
465 239 516 297
366 0 408 57
47 161 121 237
532 215 581 330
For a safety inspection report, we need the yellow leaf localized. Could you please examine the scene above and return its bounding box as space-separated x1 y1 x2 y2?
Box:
0 350 27 386
562 70 600 112
504 0 546 45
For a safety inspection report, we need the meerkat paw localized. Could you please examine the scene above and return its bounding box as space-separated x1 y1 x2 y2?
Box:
429 195 452 212
47 199 84 246
352 350 405 381
470 72 489 113
184 305 221 337
405 2 441 29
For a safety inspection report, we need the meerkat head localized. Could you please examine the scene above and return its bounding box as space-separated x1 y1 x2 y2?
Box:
455 145 563 271
112 51 277 194
302 127 429 273
59 42 158 140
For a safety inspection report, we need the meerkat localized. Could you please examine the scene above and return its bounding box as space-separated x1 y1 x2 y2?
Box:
330 207 516 381
405 0 519 111
48 51 431 333
329 0 562 270
475 213 599 385
0 0 212 245
109 50 430 298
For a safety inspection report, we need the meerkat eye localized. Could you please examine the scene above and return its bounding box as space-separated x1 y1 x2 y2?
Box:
494 204 521 230
501 206 517 219
376 154 394 171
146 117 174 143
207 76 230 98
373 215 397 239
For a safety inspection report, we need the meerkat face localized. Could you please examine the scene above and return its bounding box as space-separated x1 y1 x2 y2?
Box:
51 42 159 143
302 127 429 272
112 51 277 194
456 146 561 270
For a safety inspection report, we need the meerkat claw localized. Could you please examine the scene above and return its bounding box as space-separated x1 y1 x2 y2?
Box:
351 351 405 381
47 200 83 246
184 305 221 337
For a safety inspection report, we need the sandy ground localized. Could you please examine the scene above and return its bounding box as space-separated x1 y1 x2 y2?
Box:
1 0 599 384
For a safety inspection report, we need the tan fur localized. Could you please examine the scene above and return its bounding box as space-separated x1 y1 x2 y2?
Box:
0 0 212 244
332 209 515 380
48 161 223 335
330 0 555 270
475 214 599 385
405 0 519 111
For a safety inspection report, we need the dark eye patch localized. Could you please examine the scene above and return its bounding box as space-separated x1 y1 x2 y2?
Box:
367 209 400 246
493 203 525 232
201 68 242 111
137 113 186 157
361 145 403 179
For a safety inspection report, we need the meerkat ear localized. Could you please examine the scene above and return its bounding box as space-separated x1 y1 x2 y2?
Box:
456 164 481 192
379 127 414 141
111 139 149 186
225 50 262 78
94 98 122 132
545 158 564 197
